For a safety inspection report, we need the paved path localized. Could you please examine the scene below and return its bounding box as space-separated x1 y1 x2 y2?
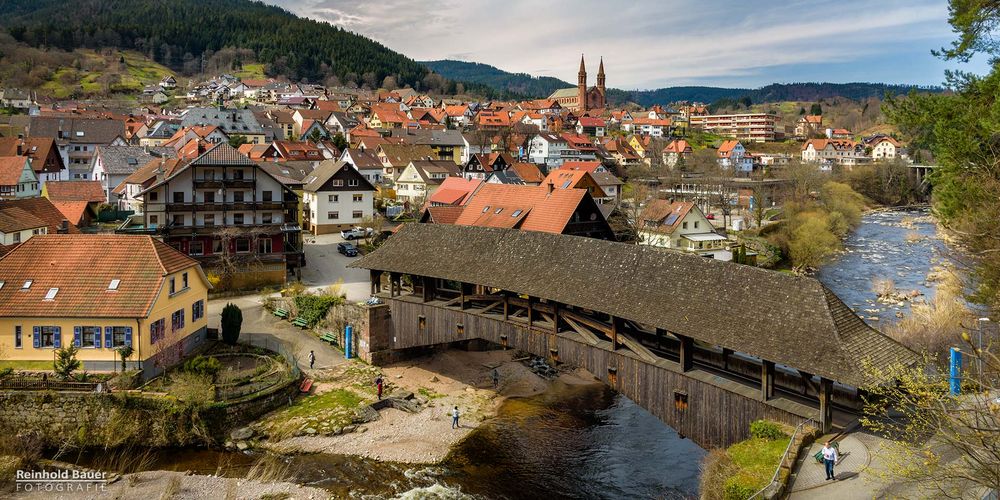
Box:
788 433 871 499
300 232 371 301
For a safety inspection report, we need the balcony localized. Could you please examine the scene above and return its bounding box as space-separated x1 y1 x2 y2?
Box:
192 178 255 189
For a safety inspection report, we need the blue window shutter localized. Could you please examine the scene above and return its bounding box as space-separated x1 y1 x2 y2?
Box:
105 327 113 348
94 326 101 348
53 327 61 349
125 327 133 347
73 326 81 348
32 327 40 348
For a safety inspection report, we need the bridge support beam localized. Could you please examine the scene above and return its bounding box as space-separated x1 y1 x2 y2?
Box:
610 315 619 350
678 334 693 372
460 282 468 310
552 302 560 333
723 348 732 371
502 293 509 320
819 377 833 433
370 270 382 295
527 296 534 328
389 272 401 297
761 360 775 401
421 276 433 303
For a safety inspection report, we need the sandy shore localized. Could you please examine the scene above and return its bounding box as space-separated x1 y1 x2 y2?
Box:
264 349 597 464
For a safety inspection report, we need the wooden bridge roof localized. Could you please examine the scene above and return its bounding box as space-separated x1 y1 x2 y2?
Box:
352 223 917 387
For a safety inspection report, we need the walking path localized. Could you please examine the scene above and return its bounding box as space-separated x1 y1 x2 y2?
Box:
788 433 871 498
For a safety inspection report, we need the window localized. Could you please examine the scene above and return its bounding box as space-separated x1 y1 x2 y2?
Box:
171 309 185 331
233 213 245 225
232 169 244 180
262 213 273 224
328 211 339 220
111 326 130 347
149 215 159 226
204 169 215 180
44 288 58 300
79 326 101 348
328 194 339 203
173 192 184 203
348 179 359 187
694 221 700 229
258 238 272 254
21 280 31 290
182 272 189 290
262 191 273 202
333 179 344 187
192 300 205 321
353 194 363 203
172 214 185 226
674 391 689 411
204 191 215 203
482 205 491 213
682 221 688 229
14 326 21 349
169 277 176 294
233 191 245 202
149 191 158 201
150 319 165 344
36 326 60 348
352 210 363 219
204 214 215 227
235 238 250 253
213 239 223 254
12 233 19 243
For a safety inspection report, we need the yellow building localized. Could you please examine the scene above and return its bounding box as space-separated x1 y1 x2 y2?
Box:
0 234 211 375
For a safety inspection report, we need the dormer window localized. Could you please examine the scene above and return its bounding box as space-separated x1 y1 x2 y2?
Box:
482 205 490 213
44 288 58 300
108 279 121 290
22 280 32 290
494 208 503 214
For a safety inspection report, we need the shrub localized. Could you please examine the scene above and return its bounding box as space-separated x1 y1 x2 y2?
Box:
221 303 243 345
170 371 215 405
183 355 222 377
116 345 134 372
53 345 81 381
700 448 738 500
749 420 786 440
0 367 12 379
206 272 222 289
293 294 343 327
723 478 756 500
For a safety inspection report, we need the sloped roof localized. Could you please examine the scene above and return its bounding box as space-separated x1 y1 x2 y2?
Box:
44 180 105 202
343 149 383 170
352 224 917 387
0 137 61 174
0 206 47 233
49 201 91 225
509 162 544 184
454 183 593 234
303 160 376 192
640 200 696 235
0 234 204 318
0 157 29 185
428 177 482 206
421 205 465 224
29 117 125 144
548 88 579 99
95 146 170 175
0 198 79 234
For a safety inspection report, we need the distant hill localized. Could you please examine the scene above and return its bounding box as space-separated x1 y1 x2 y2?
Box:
423 59 941 105
0 0 502 97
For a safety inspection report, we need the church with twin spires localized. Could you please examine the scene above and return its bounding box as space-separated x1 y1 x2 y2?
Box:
548 55 606 112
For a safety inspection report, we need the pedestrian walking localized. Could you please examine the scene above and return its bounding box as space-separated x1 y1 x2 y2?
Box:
375 376 384 400
452 406 461 429
492 368 499 390
821 441 838 480
308 350 315 369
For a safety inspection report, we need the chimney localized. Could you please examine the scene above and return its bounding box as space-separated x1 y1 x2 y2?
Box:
57 219 69 234
547 180 555 194
16 142 22 156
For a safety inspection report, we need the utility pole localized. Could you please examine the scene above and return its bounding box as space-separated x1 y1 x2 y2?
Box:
977 317 990 383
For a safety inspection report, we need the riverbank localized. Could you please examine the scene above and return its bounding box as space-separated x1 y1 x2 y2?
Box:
258 349 597 464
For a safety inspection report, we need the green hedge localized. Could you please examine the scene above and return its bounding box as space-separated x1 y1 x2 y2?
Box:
294 294 344 327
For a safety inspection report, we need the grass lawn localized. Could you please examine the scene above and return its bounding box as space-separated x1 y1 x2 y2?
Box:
726 436 792 493
234 63 266 80
0 360 53 370
258 388 367 440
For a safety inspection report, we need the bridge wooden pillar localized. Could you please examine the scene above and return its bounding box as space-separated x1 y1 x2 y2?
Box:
610 315 619 350
389 272 400 297
459 282 468 310
760 360 775 401
552 302 560 333
527 296 534 328
722 348 732 371
421 276 433 302
819 378 834 433
502 292 509 320
678 334 693 372
370 270 382 295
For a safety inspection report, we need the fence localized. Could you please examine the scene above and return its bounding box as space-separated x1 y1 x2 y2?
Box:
749 418 816 499
216 333 301 401
97 208 135 222
0 375 97 392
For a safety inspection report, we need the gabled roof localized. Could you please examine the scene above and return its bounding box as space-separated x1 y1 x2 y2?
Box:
639 200 696 235
95 145 170 175
377 144 438 166
0 206 47 233
662 140 693 154
342 149 383 170
542 169 607 198
0 198 80 234
420 205 465 224
0 137 61 174
352 224 918 387
428 177 482 206
49 201 93 225
0 156 30 185
29 117 126 144
718 140 743 158
559 161 602 173
44 180 105 202
303 160 376 192
0 234 205 318
454 183 595 234
509 162 545 184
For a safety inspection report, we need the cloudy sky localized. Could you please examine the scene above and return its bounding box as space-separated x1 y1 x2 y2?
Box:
265 0 990 89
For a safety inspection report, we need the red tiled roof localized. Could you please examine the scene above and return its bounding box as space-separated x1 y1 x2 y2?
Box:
0 198 80 234
423 206 465 224
0 234 204 318
0 156 29 185
639 200 695 235
427 177 482 206
509 162 544 184
454 183 590 234
559 161 602 173
541 170 607 198
0 138 60 174
44 180 105 202
663 140 693 154
0 206 47 233
49 201 90 225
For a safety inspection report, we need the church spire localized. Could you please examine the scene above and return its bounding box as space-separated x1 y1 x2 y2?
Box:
578 54 588 112
597 57 605 94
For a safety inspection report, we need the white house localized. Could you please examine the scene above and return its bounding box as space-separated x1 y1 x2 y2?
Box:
302 160 376 235
0 157 40 200
801 139 865 165
394 160 460 204
866 136 902 161
638 200 729 258
717 140 752 172
527 133 569 171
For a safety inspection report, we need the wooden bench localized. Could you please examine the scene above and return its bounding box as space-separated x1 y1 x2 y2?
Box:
319 332 338 345
273 308 289 319
291 317 309 328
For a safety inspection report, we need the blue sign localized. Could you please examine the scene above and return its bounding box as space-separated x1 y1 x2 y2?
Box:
345 325 353 360
950 347 962 395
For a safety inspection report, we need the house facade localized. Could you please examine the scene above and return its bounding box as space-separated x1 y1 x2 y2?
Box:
302 160 376 235
0 156 40 200
638 200 729 258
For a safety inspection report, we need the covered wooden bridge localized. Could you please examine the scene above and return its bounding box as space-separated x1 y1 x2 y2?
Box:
351 223 916 448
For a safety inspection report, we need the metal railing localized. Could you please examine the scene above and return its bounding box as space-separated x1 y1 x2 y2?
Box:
749 418 815 499
0 375 98 392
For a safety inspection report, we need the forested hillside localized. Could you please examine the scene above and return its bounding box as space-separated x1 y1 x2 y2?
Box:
0 0 484 94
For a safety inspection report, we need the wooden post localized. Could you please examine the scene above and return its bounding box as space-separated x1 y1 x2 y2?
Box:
527 296 533 329
421 276 431 303
460 282 467 310
502 293 509 321
819 378 834 433
370 270 381 295
552 302 560 333
655 327 666 351
388 272 399 297
761 360 775 401
678 335 693 372
610 315 619 350
723 348 732 371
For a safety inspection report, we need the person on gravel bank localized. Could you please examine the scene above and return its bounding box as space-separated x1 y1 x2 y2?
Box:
452 406 461 429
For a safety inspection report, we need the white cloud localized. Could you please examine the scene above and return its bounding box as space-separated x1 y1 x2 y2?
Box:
265 0 969 88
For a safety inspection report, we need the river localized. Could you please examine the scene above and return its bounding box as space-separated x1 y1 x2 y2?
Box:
61 209 945 499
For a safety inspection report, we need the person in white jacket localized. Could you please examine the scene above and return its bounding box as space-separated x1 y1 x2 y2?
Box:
451 406 461 429
821 442 838 480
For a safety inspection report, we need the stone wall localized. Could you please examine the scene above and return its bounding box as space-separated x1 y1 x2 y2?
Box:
267 296 389 363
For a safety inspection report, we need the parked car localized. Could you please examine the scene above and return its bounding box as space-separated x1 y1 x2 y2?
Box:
337 242 358 256
340 227 374 240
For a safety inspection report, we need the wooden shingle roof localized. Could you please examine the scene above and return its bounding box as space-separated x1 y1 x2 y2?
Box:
352 224 917 386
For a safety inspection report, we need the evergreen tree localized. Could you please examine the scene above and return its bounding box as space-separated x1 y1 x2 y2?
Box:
53 345 81 380
221 302 243 345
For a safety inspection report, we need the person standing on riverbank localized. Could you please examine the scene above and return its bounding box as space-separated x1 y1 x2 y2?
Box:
452 406 460 429
309 350 315 369
493 368 499 390
375 376 384 400
822 442 838 480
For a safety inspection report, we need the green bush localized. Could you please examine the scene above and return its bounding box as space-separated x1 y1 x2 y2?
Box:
53 345 81 381
723 479 756 500
749 420 786 440
0 367 12 378
183 355 222 377
221 302 243 345
293 294 343 327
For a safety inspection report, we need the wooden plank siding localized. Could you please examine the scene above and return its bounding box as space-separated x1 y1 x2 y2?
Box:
384 296 815 448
